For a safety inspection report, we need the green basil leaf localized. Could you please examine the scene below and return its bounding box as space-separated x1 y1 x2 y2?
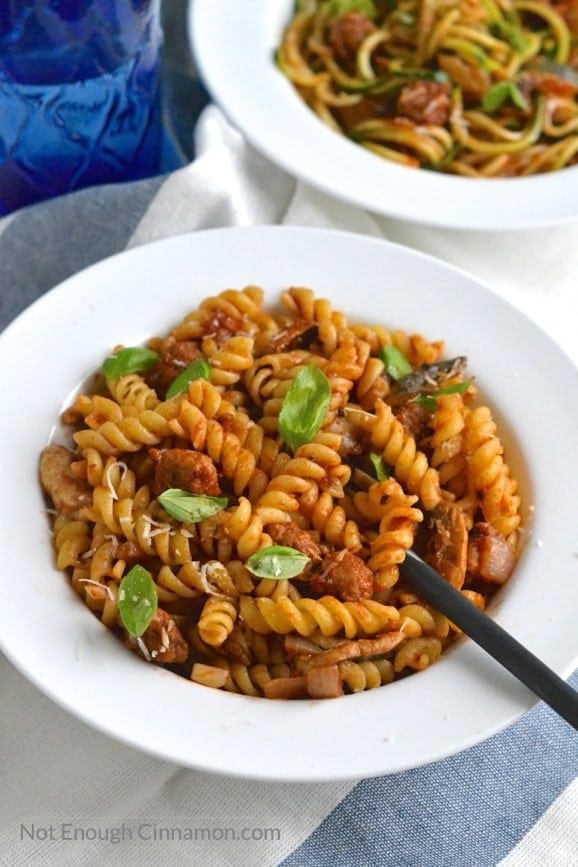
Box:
378 345 413 380
369 452 390 481
157 489 228 523
245 545 310 580
102 346 159 379
117 565 157 638
482 81 528 113
412 378 472 409
412 394 438 411
509 82 531 111
435 379 473 396
278 364 331 452
330 0 376 16
165 358 211 399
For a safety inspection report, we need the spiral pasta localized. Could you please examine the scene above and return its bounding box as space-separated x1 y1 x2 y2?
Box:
205 335 255 388
339 658 395 692
429 392 469 497
197 597 238 647
364 399 443 510
365 479 424 591
393 637 444 673
40 284 523 700
169 286 275 343
463 405 521 539
238 595 401 639
306 488 363 550
106 373 160 412
53 516 92 570
74 405 177 456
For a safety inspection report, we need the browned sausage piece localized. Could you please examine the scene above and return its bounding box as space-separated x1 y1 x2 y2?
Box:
294 632 405 671
268 522 323 562
306 665 344 699
138 608 188 664
150 448 221 497
145 339 203 398
309 549 374 601
467 523 516 585
329 11 376 68
266 321 318 354
39 444 92 518
424 501 468 590
394 402 430 441
396 80 451 126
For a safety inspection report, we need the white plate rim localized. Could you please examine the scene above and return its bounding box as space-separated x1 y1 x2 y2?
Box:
1 224 577 782
188 0 578 231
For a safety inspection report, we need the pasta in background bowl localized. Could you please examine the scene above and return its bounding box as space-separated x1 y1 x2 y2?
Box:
189 0 578 229
277 0 578 178
0 226 576 781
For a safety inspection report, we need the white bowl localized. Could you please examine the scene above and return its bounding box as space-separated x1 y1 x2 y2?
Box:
1 226 576 781
189 0 578 230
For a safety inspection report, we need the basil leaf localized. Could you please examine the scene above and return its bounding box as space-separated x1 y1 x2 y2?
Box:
482 81 528 113
412 378 472 409
165 358 211 399
378 345 413 380
369 452 390 481
157 489 228 523
118 565 157 638
245 545 310 580
102 346 159 379
278 364 331 452
330 0 376 16
435 379 472 396
412 394 438 411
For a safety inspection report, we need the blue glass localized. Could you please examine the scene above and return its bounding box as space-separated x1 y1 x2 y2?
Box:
0 0 163 215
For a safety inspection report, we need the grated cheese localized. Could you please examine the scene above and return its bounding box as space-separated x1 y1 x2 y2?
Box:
136 636 151 661
200 561 229 597
104 460 129 500
77 578 114 600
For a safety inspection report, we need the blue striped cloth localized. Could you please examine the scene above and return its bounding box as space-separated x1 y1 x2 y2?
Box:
1 105 577 867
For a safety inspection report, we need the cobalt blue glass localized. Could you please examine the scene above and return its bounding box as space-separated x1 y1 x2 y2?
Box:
0 0 163 215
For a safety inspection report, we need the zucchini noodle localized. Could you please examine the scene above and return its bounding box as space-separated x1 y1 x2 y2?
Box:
277 0 578 177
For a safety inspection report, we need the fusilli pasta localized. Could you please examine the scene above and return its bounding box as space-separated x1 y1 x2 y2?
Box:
40 285 523 700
